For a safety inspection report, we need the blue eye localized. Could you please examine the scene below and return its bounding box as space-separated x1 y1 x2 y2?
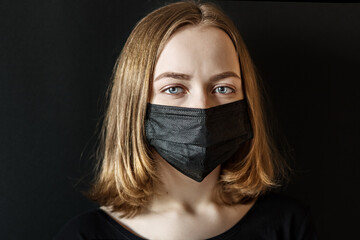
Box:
214 86 235 94
164 87 184 94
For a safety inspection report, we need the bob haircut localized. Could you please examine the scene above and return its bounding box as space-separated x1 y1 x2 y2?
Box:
86 0 290 218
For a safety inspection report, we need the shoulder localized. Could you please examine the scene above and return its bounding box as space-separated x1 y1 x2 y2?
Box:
242 192 318 239
53 208 121 240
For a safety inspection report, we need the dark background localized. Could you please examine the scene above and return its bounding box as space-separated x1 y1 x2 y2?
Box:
1 0 359 239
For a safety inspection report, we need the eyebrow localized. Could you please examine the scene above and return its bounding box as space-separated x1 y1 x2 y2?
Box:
154 71 241 82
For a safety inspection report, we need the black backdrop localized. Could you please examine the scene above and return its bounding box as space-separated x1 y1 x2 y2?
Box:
1 1 359 239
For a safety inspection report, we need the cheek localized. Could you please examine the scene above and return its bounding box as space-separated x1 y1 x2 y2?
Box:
149 83 168 104
150 82 162 97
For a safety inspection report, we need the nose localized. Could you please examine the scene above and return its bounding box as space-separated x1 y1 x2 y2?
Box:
189 87 215 109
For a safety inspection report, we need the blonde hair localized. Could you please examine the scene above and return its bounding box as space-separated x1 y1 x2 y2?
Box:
85 0 290 218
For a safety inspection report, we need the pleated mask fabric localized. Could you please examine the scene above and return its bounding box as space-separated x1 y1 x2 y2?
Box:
145 99 253 182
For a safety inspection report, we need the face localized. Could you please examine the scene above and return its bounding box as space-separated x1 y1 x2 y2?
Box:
150 25 244 108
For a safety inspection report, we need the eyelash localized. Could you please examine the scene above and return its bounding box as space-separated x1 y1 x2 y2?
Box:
161 85 235 95
163 86 185 95
213 86 235 94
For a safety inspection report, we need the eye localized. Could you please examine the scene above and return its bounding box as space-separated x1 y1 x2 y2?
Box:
213 86 235 94
163 86 185 95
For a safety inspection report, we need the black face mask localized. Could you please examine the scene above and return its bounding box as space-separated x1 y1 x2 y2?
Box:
145 99 253 182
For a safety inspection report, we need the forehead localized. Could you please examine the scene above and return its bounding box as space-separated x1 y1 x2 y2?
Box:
155 25 240 75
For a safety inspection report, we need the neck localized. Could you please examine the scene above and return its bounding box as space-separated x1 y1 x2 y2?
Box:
150 152 221 214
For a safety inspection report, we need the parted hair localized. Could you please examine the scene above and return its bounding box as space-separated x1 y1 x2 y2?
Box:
85 0 290 218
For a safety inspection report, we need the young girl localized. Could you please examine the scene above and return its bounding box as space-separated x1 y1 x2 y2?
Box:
55 1 318 239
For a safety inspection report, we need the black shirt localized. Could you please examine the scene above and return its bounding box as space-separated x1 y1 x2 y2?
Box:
54 193 318 240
